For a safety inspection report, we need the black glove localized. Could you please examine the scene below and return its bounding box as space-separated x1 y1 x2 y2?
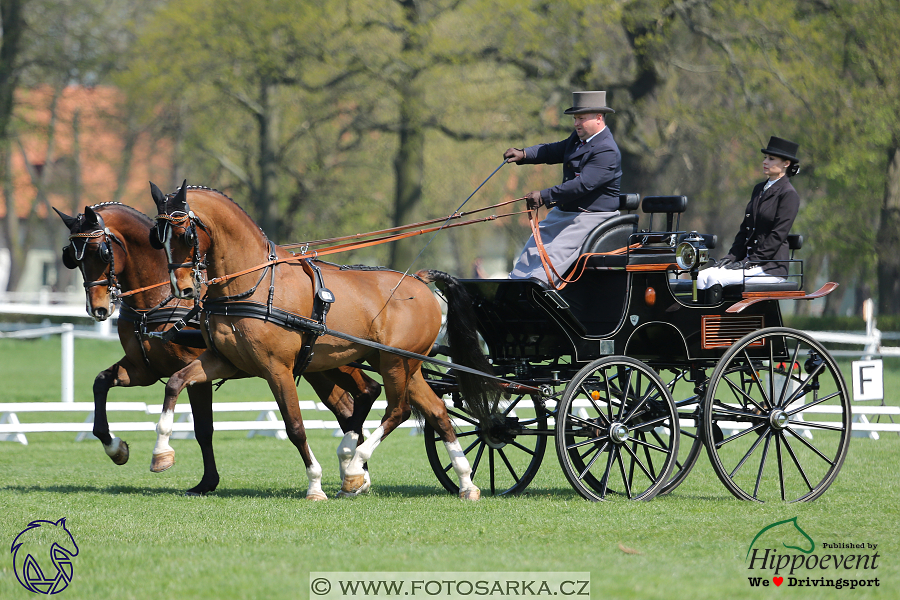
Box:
504 148 525 163
725 259 745 270
716 257 734 268
525 191 544 210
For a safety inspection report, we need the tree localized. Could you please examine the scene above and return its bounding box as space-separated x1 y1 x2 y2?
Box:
0 0 28 290
2 0 156 292
122 0 387 243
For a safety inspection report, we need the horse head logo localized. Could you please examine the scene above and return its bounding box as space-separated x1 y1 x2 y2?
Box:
11 518 79 594
746 516 815 560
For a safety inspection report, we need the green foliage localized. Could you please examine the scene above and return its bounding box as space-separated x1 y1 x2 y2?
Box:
7 0 900 312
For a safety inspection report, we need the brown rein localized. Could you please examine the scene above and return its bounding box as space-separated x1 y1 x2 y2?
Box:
117 199 528 297
527 207 640 291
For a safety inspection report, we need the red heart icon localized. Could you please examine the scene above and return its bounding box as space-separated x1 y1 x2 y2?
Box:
773 577 784 586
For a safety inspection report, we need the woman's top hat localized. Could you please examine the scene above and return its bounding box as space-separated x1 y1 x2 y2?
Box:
761 136 800 163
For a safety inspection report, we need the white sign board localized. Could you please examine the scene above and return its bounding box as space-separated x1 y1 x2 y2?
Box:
851 359 883 401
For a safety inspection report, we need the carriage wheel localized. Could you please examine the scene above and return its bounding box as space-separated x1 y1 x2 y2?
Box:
702 327 851 502
657 368 705 496
424 393 548 496
555 357 679 501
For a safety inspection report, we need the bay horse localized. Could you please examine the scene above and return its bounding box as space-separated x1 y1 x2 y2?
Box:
55 203 381 495
151 183 495 500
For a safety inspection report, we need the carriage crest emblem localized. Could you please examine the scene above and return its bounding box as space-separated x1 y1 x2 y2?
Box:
629 315 639 326
11 518 79 594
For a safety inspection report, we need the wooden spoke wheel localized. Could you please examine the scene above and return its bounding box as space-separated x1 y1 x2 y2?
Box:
424 393 548 496
702 328 851 502
555 357 679 501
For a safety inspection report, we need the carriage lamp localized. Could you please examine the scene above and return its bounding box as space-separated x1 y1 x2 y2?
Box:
675 232 709 271
675 232 709 302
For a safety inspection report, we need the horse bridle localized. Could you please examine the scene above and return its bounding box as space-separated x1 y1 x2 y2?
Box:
64 227 125 298
155 209 209 288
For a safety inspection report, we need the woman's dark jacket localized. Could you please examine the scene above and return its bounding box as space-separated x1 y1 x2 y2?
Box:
725 176 799 278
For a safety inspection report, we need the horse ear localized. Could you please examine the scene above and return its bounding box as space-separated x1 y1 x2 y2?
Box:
149 181 166 211
84 205 106 231
170 179 188 211
53 206 79 230
84 205 99 226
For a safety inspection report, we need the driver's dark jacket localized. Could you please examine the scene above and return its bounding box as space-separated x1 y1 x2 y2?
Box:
520 128 622 213
724 176 799 278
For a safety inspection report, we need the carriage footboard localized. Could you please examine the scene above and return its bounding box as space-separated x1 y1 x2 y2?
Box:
725 282 839 313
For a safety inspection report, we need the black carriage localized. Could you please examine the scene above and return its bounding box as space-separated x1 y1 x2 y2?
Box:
424 194 851 503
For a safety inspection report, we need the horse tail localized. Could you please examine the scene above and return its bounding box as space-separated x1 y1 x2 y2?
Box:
417 269 501 424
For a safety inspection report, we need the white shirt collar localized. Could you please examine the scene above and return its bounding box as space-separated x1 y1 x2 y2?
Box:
763 175 783 191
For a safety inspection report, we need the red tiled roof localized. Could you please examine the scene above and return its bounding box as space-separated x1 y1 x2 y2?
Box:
2 85 172 219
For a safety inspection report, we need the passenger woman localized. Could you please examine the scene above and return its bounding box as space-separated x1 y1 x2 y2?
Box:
698 136 801 302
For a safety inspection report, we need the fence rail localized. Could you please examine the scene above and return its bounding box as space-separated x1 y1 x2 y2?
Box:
2 299 899 444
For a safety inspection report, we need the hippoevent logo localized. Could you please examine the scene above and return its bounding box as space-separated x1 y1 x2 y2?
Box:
10 518 79 594
745 517 880 590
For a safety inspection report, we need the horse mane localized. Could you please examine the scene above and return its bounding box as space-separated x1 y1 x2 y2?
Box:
88 201 154 227
169 185 266 236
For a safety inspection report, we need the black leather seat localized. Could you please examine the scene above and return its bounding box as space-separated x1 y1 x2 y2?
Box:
670 233 806 298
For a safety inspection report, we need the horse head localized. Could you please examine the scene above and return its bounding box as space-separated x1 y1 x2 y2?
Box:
150 181 210 300
54 205 121 321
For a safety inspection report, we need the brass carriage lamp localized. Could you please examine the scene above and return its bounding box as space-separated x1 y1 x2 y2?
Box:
675 232 709 302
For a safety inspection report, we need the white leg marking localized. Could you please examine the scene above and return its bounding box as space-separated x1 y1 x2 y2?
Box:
445 439 477 493
345 425 384 477
153 410 174 454
336 431 359 480
104 437 124 458
305 446 326 500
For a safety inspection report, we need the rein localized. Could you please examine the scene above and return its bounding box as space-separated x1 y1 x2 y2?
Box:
287 198 522 249
119 200 526 298
527 207 640 291
202 203 527 289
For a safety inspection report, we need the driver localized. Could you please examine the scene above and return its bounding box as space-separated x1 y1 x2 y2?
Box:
503 91 622 284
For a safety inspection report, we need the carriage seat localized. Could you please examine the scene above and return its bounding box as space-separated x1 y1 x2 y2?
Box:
569 194 641 271
642 195 688 232
669 233 805 299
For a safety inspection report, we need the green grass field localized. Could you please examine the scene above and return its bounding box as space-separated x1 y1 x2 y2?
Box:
1 337 898 599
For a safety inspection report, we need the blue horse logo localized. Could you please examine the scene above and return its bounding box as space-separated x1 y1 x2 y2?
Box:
11 518 79 594
746 516 815 560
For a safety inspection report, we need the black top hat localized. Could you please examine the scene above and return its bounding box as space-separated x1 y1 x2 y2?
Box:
564 91 615 115
761 136 800 163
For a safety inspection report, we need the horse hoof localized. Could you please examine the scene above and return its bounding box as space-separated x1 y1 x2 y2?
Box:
150 450 175 473
104 438 129 465
340 473 367 496
459 487 481 501
357 471 371 495
306 490 328 501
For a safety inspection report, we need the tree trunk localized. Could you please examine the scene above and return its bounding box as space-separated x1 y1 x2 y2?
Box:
0 0 26 143
876 146 900 315
389 81 425 271
255 81 280 240
0 0 26 292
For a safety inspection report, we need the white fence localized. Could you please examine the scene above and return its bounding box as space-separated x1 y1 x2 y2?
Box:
2 298 899 444
0 400 413 446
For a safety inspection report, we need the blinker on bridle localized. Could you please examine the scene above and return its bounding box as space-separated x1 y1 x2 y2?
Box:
156 209 208 280
64 228 122 293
